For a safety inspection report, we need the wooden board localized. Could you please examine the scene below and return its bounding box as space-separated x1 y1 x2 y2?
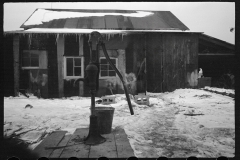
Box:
57 35 64 98
49 134 72 158
105 15 119 29
113 127 135 158
64 18 79 28
60 128 90 158
89 133 117 158
92 17 105 29
33 131 67 158
13 35 19 96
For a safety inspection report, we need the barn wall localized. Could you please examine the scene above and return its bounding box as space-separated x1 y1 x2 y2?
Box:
162 33 199 92
125 34 146 95
146 33 163 93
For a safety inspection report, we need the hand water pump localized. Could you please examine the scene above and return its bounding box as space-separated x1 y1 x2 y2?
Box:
84 31 134 145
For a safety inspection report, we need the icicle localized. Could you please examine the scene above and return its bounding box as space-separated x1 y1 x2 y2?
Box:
55 34 59 45
28 34 32 49
88 34 91 42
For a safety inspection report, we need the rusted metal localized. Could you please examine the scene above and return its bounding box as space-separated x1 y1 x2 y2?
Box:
21 9 189 31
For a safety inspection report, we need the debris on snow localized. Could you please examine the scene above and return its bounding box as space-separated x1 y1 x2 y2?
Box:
4 88 235 158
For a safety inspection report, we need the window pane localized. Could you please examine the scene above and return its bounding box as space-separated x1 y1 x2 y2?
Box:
110 59 116 65
100 59 107 64
74 67 81 76
22 58 30 66
67 58 73 76
31 58 39 66
74 58 81 66
109 71 116 76
109 65 116 71
100 64 108 70
22 52 30 58
31 53 39 58
101 71 108 77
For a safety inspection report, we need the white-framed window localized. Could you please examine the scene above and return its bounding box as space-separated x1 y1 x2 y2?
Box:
64 56 84 79
99 57 118 78
22 50 47 69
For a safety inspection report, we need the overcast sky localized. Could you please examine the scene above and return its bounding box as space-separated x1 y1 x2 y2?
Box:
4 2 235 44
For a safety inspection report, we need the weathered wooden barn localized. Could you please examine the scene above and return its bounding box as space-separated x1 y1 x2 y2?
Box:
198 34 235 88
4 9 201 98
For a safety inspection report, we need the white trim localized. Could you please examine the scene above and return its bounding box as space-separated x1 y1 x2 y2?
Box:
64 56 84 79
99 57 118 79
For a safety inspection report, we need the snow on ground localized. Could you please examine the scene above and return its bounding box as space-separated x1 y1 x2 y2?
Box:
4 88 235 158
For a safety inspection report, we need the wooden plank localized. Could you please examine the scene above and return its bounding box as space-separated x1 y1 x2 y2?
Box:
79 35 84 56
57 35 64 98
49 134 72 158
113 127 135 158
64 18 79 28
92 17 105 29
89 133 117 158
79 81 84 96
33 131 67 158
60 128 90 158
13 35 19 96
77 18 91 29
105 15 118 29
128 17 147 30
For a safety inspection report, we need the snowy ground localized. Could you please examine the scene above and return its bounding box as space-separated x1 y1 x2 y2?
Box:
4 88 235 158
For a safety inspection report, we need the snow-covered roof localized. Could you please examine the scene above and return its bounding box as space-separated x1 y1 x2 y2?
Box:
4 28 202 36
20 8 190 31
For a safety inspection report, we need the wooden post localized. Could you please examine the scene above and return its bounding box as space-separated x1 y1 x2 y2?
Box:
13 34 19 97
79 81 84 96
79 35 84 96
57 34 64 98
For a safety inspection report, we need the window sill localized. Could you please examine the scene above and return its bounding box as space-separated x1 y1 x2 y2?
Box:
99 76 117 79
22 67 40 70
64 77 84 80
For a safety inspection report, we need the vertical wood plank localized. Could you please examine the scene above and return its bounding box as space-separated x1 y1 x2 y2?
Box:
79 81 84 96
79 35 83 56
57 34 64 98
39 51 48 69
113 127 135 158
33 131 67 158
64 18 79 28
105 15 118 29
92 17 105 29
89 133 117 158
60 128 90 158
13 34 19 96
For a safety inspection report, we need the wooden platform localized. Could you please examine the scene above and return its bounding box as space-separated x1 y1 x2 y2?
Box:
33 127 135 158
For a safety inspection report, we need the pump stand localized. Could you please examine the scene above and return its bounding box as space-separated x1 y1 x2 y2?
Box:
84 62 106 145
84 115 106 145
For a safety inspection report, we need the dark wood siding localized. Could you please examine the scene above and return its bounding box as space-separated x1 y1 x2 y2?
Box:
162 33 199 92
47 35 59 98
146 33 163 93
4 35 14 96
125 34 146 94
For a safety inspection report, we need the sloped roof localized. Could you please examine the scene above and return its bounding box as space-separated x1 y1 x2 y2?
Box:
199 34 234 50
20 8 189 31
